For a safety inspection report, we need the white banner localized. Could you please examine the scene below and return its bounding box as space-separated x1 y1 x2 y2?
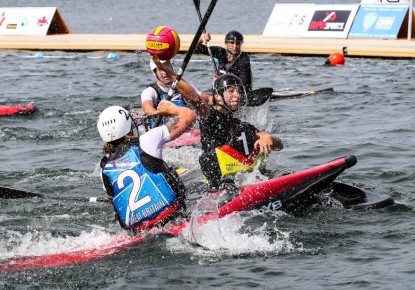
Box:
263 4 316 37
263 4 360 38
0 7 70 36
361 0 409 3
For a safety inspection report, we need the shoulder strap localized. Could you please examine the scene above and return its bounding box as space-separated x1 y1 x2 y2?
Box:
139 147 164 173
100 155 108 169
140 148 186 207
147 83 164 103
101 138 140 164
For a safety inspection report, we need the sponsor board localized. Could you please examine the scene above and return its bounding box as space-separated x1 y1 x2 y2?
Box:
0 7 70 36
263 4 316 37
263 4 359 38
361 0 409 3
305 5 360 38
349 4 408 38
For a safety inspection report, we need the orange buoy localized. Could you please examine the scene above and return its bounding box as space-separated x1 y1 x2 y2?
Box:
326 52 345 65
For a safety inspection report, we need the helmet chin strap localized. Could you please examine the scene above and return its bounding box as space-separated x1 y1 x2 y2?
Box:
226 49 242 58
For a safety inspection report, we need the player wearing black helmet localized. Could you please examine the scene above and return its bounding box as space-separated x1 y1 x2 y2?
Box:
196 30 253 92
155 61 282 192
198 73 282 189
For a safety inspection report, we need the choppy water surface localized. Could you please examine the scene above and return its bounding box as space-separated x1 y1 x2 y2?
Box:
1 1 415 289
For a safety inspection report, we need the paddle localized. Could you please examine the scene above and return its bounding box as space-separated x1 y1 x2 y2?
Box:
191 1 272 108
0 186 109 202
329 181 394 210
244 88 273 106
0 167 190 202
125 87 272 112
271 87 334 100
192 0 219 76
153 0 219 127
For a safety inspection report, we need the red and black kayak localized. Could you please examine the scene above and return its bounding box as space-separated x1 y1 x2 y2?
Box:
0 102 37 116
0 155 394 271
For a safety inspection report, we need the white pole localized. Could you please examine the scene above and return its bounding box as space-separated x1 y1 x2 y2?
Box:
409 0 413 40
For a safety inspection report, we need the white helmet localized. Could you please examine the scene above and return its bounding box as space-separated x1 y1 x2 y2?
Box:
97 106 132 142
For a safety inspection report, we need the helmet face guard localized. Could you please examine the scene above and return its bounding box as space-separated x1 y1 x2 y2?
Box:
224 31 244 57
149 59 174 86
213 74 247 113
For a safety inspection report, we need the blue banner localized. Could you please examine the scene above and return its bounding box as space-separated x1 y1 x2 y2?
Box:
348 4 408 39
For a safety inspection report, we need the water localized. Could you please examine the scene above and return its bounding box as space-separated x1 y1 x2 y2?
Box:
1 0 415 289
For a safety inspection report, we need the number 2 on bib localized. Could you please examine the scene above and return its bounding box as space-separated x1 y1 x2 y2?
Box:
117 169 151 212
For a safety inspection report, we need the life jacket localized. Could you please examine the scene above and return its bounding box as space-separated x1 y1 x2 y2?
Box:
215 122 263 177
144 83 188 130
199 110 262 187
101 139 185 231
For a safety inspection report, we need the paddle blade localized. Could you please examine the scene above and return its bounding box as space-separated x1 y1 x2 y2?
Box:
271 87 334 99
0 186 43 199
153 0 218 127
244 88 273 107
193 0 201 10
330 182 394 210
0 186 109 202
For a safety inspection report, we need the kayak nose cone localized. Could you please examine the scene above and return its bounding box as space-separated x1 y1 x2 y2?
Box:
345 155 357 168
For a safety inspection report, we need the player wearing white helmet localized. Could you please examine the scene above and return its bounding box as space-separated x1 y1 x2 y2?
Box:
97 95 197 232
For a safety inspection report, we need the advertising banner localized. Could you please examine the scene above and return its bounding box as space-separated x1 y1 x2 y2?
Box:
0 7 70 36
263 4 359 38
360 0 409 3
263 4 316 37
305 5 360 38
348 4 408 38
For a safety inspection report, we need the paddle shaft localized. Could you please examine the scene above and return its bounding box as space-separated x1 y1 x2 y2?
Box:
0 167 190 202
0 186 109 203
126 86 324 120
271 87 334 99
124 86 271 114
193 0 219 76
153 0 219 127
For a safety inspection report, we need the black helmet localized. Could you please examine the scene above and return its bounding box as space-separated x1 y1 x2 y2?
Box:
213 74 246 113
225 30 244 43
213 74 243 94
